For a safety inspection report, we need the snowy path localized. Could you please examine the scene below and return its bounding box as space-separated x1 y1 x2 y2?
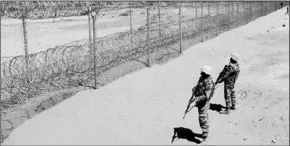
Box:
3 8 289 145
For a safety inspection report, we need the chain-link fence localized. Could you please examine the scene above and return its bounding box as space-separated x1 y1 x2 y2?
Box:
0 1 288 110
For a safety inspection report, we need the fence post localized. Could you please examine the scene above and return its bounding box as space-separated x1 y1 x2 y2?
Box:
248 2 251 20
0 1 3 58
268 1 271 14
270 2 273 12
201 2 203 42
265 2 268 15
267 1 269 13
267 1 270 14
266 1 268 14
158 1 161 38
227 2 230 30
208 2 210 16
87 7 92 56
236 1 239 27
271 1 273 12
249 2 253 21
262 1 264 16
92 12 97 89
179 2 182 53
129 2 133 50
21 7 30 82
146 5 150 67
243 1 245 21
264 1 266 16
195 0 197 18
253 1 256 19
247 2 249 23
257 1 260 17
216 1 219 35
232 2 234 15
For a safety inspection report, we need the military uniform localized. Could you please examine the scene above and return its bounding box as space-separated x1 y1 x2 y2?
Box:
192 75 215 140
215 62 240 110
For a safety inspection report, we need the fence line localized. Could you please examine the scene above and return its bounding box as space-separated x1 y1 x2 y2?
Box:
0 1 286 110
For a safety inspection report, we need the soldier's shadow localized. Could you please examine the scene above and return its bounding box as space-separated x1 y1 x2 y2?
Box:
171 127 203 144
209 103 225 113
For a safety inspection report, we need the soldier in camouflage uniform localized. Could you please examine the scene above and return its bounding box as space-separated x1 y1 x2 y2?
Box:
189 65 215 143
215 53 240 114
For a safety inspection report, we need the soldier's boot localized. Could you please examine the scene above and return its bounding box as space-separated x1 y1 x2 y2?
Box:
200 132 208 144
220 108 230 115
230 105 236 110
230 101 236 110
200 138 208 145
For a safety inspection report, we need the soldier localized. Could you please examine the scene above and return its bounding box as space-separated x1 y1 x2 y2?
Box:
215 53 240 115
187 65 215 143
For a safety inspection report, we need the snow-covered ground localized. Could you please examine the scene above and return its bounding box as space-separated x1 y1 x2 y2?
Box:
3 8 289 145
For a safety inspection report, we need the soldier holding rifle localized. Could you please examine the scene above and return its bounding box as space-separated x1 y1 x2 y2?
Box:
183 65 215 143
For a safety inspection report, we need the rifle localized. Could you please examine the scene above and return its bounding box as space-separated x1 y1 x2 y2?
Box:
182 91 196 119
171 128 177 143
215 83 220 90
216 65 227 84
183 83 220 119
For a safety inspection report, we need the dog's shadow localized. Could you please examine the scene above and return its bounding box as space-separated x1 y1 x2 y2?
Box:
171 127 203 144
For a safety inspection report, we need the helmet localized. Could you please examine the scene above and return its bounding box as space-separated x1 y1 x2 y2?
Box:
230 53 240 62
201 65 212 75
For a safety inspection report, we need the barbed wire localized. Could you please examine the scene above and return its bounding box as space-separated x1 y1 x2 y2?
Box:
1 1 218 19
2 1 158 19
